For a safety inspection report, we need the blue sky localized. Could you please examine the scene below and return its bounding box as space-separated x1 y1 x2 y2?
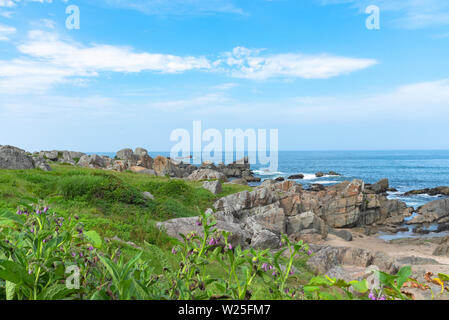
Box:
0 0 448 152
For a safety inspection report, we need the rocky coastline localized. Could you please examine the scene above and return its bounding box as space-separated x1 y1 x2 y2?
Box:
1 144 448 297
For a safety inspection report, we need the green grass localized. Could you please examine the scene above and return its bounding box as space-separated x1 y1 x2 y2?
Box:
0 164 251 251
0 165 313 295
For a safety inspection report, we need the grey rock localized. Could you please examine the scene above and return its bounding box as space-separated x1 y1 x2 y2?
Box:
0 145 35 170
409 199 449 224
187 169 227 182
251 230 280 249
203 180 223 195
142 192 155 201
134 147 149 157
116 148 135 161
329 228 353 241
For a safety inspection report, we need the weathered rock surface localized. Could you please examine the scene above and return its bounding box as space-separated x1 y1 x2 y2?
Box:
203 180 222 195
0 146 51 171
408 198 449 224
365 178 389 194
404 186 449 197
157 217 251 248
0 145 35 170
187 169 227 182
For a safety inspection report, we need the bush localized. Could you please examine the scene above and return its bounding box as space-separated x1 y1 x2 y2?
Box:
58 174 145 205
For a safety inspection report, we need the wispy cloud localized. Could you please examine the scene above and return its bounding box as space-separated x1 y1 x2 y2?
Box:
0 23 16 40
319 0 449 29
0 30 211 93
97 0 244 15
0 30 377 94
216 46 377 80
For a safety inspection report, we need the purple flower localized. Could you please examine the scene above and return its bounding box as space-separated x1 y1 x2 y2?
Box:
208 238 216 246
289 270 295 275
307 250 313 256
43 239 48 243
368 292 377 301
43 207 49 213
272 271 277 277
171 248 177 255
79 252 83 258
71 252 76 258
88 246 94 251
228 244 232 250
30 228 34 233
262 263 268 271
36 209 41 215
195 221 202 226
16 209 22 215
28 269 32 275
379 296 386 301
269 265 273 270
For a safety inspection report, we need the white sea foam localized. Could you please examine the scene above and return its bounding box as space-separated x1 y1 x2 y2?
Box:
313 180 339 185
302 174 317 180
253 169 284 176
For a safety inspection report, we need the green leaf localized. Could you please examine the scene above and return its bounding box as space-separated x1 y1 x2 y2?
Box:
350 280 369 293
5 281 16 300
84 230 102 249
438 273 449 282
396 266 412 288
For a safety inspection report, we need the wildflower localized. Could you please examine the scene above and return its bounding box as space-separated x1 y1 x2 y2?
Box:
272 271 277 277
43 207 49 213
307 250 313 256
269 265 273 270
228 243 232 250
30 228 34 233
36 209 41 215
16 209 22 215
171 248 177 255
75 215 79 220
379 296 386 301
71 252 76 258
368 292 377 301
79 252 83 258
195 220 202 226
43 239 48 243
28 269 32 275
208 238 216 246
88 246 94 251
262 263 268 271
289 270 295 275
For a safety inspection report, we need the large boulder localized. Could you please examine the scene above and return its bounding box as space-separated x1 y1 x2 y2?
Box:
0 146 35 170
77 154 106 168
287 211 327 237
153 156 182 177
408 199 449 224
202 180 222 195
366 178 389 194
157 217 251 248
116 148 135 161
187 169 227 182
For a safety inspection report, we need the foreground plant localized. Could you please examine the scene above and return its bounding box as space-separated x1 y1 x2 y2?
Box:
0 204 101 300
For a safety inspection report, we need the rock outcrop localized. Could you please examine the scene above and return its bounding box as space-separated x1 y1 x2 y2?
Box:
404 186 449 197
158 179 413 250
408 198 449 224
0 145 51 171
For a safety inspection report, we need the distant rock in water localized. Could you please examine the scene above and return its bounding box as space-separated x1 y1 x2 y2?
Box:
404 186 449 197
315 171 341 178
288 174 304 180
408 198 449 224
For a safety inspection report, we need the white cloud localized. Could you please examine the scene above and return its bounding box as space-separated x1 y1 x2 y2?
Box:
0 23 16 40
217 46 377 80
0 0 17 7
319 0 449 29
99 0 244 15
0 30 211 93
